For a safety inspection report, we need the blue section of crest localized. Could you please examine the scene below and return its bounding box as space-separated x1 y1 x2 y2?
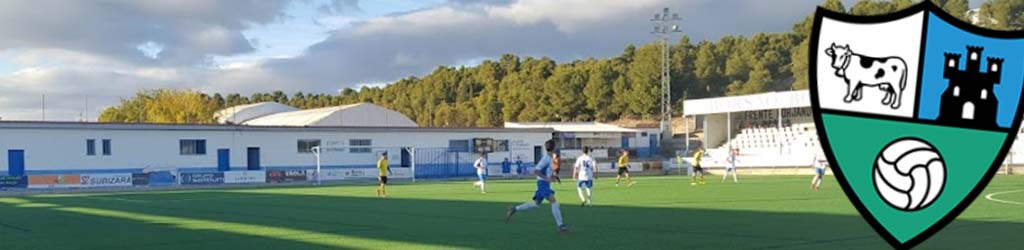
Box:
918 13 1024 128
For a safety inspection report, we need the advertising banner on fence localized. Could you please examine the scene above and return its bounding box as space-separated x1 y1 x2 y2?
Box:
132 173 150 186
0 175 27 188
80 173 133 187
224 170 266 184
311 169 348 181
266 170 308 183
180 172 225 185
147 171 178 186
603 162 642 172
28 175 82 188
311 168 412 181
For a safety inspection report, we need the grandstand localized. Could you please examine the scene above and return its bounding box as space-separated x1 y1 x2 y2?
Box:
682 90 1024 174
682 90 823 171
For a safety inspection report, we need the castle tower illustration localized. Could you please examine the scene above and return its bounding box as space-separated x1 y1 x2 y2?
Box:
937 46 1004 128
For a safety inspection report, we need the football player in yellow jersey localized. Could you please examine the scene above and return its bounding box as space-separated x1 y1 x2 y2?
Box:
615 150 635 187
377 152 392 198
692 147 706 186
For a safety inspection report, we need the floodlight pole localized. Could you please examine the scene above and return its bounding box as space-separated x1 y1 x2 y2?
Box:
651 7 682 152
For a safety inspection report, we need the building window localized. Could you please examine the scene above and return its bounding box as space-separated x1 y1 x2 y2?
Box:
350 139 371 146
981 89 988 100
102 139 112 156
558 138 581 150
180 139 207 155
449 140 470 152
954 86 960 97
86 139 96 156
495 140 509 152
350 139 371 153
298 139 321 153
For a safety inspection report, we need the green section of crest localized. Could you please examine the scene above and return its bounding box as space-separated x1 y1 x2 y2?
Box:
821 113 1006 243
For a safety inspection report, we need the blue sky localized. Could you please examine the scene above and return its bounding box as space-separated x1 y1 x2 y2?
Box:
0 0 988 121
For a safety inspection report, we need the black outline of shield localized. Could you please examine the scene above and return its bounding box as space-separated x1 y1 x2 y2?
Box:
810 1 1024 249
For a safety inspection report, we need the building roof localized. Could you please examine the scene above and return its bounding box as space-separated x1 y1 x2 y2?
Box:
504 122 638 133
683 90 810 116
0 120 551 133
214 102 298 124
242 103 418 127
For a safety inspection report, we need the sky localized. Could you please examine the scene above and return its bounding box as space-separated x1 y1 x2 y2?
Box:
0 0 983 121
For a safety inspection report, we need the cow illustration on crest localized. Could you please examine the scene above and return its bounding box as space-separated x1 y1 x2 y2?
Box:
824 43 908 109
810 1 1024 249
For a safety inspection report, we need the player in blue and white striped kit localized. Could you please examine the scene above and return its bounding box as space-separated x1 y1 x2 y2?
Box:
506 139 569 233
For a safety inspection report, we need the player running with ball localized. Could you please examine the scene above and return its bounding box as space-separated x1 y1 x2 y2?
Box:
506 139 569 233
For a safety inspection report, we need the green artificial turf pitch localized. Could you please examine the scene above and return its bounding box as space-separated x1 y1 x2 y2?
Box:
2 175 1024 250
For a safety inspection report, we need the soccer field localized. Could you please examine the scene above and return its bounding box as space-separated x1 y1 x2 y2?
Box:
2 175 1024 250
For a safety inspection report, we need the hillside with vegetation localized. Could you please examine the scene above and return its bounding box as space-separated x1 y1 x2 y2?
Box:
101 0 1018 127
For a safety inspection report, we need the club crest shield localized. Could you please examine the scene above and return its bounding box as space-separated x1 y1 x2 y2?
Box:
810 1 1024 249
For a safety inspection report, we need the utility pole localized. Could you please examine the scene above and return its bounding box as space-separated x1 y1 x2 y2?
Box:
651 7 682 153
41 93 46 121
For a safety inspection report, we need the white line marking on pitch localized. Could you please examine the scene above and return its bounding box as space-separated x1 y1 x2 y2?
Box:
984 189 1024 206
84 196 151 203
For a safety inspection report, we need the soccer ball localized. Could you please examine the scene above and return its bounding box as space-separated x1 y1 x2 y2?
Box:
873 137 945 211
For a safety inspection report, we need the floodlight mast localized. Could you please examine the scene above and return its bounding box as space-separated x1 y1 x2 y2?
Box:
651 7 682 153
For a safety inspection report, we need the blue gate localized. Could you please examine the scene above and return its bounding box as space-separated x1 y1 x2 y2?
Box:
8 150 25 176
217 149 230 171
247 147 261 170
414 147 475 179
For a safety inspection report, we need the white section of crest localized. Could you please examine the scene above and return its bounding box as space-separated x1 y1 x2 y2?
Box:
215 102 299 124
243 103 418 127
682 90 809 116
816 12 925 118
986 190 1024 206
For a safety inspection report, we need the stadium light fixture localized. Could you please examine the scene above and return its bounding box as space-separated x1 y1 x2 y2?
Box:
650 7 682 150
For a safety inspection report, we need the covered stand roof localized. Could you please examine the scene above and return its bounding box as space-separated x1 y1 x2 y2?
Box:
215 102 298 124
683 90 810 116
504 122 638 133
242 103 417 127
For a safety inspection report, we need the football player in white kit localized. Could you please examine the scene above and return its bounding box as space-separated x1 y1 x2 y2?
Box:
473 152 488 194
573 146 596 206
722 148 739 183
811 152 828 191
506 140 569 233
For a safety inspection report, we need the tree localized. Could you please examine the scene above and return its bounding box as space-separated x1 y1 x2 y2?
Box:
941 0 969 21
545 64 588 121
627 43 661 118
584 60 615 121
211 93 226 109
791 0 848 90
99 89 218 124
693 41 723 97
977 0 1024 31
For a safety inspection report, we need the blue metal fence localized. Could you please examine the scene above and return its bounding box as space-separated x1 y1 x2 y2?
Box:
414 147 480 179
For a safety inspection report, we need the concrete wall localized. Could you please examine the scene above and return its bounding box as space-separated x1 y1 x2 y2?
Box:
0 125 550 175
703 113 728 150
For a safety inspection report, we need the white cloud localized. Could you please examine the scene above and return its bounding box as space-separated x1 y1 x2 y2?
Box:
0 0 833 121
